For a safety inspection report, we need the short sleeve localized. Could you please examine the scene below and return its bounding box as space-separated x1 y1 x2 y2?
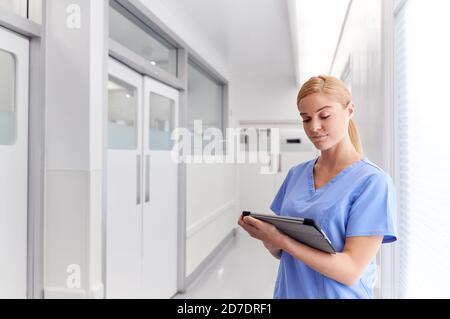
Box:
346 173 398 244
270 168 294 216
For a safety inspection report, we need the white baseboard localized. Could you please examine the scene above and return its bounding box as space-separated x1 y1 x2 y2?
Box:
44 287 87 299
44 283 104 299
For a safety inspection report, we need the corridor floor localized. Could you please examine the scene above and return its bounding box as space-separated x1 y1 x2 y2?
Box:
174 229 279 299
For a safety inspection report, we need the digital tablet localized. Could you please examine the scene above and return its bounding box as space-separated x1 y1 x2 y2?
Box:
242 211 336 254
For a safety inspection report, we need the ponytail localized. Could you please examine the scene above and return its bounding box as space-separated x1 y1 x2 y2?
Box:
348 118 364 155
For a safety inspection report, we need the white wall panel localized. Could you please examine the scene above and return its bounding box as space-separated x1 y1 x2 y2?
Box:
186 162 236 276
330 0 384 167
186 204 237 276
44 0 106 298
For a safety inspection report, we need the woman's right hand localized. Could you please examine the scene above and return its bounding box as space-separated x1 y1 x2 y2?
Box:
238 215 282 260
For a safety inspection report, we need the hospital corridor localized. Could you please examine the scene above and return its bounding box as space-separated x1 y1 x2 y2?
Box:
1 0 450 300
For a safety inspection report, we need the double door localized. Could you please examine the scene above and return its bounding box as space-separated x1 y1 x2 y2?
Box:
0 26 29 298
106 58 178 298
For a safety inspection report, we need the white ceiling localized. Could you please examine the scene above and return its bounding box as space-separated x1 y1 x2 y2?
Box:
288 0 350 86
160 0 296 80
157 0 348 88
158 0 230 57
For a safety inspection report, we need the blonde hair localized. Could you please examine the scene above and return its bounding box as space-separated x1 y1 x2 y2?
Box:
297 75 364 155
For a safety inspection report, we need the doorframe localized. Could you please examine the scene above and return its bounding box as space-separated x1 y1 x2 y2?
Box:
0 5 44 299
0 6 41 38
28 27 45 300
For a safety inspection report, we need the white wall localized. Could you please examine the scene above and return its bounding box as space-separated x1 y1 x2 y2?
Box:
225 0 299 122
330 0 384 167
44 0 106 298
230 76 299 122
186 162 236 275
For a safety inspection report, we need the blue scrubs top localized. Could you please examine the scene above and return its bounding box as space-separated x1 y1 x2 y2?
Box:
270 157 397 299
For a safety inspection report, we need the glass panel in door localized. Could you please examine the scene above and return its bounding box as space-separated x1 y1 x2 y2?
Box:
108 77 138 150
148 92 174 151
0 49 16 145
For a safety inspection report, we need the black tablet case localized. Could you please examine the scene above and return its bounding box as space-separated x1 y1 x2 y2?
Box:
242 211 336 254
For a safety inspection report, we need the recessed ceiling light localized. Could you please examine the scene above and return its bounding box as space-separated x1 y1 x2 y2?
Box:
150 61 157 66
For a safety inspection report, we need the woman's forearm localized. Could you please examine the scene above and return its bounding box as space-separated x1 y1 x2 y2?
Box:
280 236 359 286
239 211 383 286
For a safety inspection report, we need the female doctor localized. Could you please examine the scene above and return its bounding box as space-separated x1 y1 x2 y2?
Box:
238 75 397 299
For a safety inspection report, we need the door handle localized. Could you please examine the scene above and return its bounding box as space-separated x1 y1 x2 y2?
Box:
145 155 150 203
278 153 282 173
137 155 141 205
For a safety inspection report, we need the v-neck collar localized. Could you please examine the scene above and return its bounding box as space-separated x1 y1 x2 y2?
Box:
308 156 366 195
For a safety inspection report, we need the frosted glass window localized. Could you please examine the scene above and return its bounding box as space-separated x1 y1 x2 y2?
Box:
110 5 177 76
0 0 28 17
149 93 174 151
108 77 137 150
0 49 16 145
187 61 224 151
187 62 223 131
28 0 42 24
0 0 41 23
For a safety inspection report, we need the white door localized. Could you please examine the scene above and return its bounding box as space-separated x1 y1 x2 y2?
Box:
106 59 143 298
142 77 179 298
0 27 29 298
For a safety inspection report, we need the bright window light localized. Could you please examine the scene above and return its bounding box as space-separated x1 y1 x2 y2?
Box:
396 0 450 298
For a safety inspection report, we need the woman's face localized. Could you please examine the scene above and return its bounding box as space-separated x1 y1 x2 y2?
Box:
298 93 354 152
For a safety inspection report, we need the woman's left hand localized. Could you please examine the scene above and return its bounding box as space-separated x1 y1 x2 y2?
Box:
238 216 286 249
